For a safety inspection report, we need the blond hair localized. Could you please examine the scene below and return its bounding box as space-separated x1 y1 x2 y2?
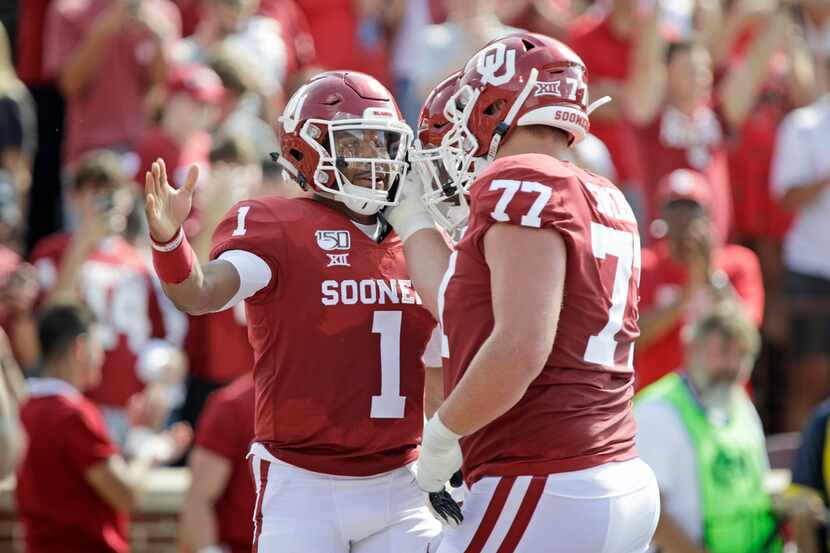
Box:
685 302 761 359
0 23 25 99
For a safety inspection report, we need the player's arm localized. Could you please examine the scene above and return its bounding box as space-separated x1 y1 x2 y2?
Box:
179 446 232 553
438 223 564 434
145 159 245 315
385 175 451 317
424 364 443 419
416 223 565 492
402 229 452 318
423 326 444 419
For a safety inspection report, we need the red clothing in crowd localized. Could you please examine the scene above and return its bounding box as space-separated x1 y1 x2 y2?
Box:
185 306 253 384
17 379 127 553
134 127 211 190
635 240 765 390
258 0 318 78
635 105 733 243
194 374 256 553
293 0 393 89
568 13 645 187
16 0 52 85
31 234 172 408
42 0 181 164
724 55 794 241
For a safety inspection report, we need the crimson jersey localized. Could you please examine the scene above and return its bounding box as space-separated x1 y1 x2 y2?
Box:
210 197 436 476
31 234 178 407
194 374 256 553
185 306 253 384
440 154 640 484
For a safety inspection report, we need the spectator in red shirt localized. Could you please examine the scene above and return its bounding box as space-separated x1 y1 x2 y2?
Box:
294 0 396 90
634 12 793 243
134 63 225 191
567 0 666 223
635 169 764 391
43 0 181 165
16 304 188 553
180 374 255 553
30 151 187 445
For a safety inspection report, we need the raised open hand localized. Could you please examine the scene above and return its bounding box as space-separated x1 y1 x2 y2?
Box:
144 159 199 243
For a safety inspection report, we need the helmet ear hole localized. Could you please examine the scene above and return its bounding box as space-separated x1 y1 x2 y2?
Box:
290 148 304 161
483 99 505 116
522 38 536 51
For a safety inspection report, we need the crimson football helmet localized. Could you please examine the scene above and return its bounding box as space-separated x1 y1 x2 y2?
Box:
272 71 413 215
409 71 472 238
443 32 610 191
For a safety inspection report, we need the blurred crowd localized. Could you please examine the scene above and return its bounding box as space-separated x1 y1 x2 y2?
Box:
1 0 830 551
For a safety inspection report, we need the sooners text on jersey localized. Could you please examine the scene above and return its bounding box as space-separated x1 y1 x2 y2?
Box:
440 154 641 484
210 197 436 476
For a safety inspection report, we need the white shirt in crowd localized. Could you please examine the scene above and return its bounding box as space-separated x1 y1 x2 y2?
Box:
634 383 768 552
771 94 830 281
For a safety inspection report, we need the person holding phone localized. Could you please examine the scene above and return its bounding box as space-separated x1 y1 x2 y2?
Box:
30 150 186 446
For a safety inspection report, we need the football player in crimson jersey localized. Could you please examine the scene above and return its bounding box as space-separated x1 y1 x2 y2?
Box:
388 33 661 552
144 71 447 552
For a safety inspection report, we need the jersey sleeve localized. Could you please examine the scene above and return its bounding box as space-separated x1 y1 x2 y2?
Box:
210 200 281 303
470 165 572 233
194 390 240 461
61 407 119 473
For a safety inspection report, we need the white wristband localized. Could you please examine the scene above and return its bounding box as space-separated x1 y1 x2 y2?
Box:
424 413 462 451
151 227 184 252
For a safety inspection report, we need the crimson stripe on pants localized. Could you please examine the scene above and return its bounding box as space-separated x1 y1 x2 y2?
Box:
252 459 270 553
495 476 548 552
463 476 516 553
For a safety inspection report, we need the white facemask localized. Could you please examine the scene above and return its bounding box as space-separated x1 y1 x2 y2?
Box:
341 182 382 215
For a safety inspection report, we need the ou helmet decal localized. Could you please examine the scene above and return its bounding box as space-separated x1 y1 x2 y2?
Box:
476 43 516 86
280 84 309 133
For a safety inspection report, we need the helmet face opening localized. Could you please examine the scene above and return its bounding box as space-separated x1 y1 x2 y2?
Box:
301 117 412 212
274 71 414 213
411 140 469 239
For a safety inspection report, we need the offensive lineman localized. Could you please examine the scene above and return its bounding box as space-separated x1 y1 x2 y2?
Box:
391 33 661 552
144 71 444 552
